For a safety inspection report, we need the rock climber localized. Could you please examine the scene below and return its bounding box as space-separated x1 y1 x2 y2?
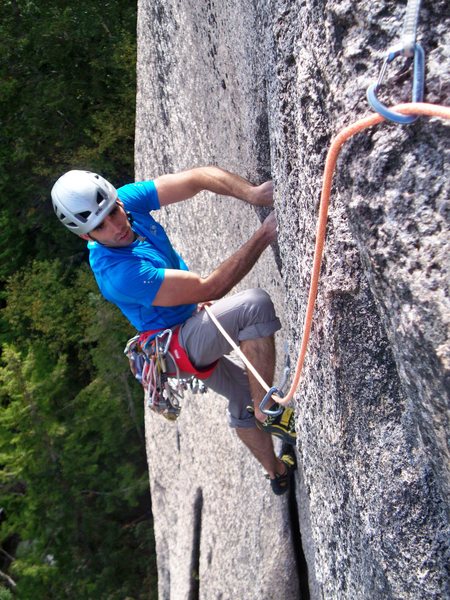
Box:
51 166 296 495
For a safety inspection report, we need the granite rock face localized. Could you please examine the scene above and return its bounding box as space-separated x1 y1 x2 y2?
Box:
135 1 449 598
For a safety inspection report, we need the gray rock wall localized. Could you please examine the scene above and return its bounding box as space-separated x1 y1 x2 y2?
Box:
135 1 449 598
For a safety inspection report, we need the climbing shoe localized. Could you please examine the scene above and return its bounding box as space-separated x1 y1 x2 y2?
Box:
267 446 297 496
247 404 297 446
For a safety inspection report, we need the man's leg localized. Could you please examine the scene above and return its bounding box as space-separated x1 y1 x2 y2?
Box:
235 428 285 479
240 334 276 423
238 334 290 479
179 289 294 480
241 332 297 448
193 352 286 478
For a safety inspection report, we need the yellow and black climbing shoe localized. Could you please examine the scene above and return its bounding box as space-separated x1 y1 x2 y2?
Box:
248 404 297 445
267 446 297 496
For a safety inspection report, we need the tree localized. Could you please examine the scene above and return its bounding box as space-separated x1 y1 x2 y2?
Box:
0 1 158 593
0 0 136 282
1 261 156 598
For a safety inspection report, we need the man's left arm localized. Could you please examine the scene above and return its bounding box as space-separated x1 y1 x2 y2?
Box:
153 166 273 208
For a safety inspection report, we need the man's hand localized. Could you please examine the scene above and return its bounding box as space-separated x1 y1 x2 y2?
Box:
261 211 277 244
246 180 274 207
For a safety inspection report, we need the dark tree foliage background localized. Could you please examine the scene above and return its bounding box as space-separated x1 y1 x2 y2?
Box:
0 1 157 598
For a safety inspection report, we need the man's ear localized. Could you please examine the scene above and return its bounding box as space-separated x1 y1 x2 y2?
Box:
79 233 91 241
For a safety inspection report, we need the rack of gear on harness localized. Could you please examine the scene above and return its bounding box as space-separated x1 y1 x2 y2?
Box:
124 329 207 421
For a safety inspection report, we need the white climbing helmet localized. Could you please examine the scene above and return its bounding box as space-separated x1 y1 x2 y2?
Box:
51 170 118 234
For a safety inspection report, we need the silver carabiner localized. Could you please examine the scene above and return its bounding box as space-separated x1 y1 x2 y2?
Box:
259 343 291 416
156 329 173 356
259 386 284 416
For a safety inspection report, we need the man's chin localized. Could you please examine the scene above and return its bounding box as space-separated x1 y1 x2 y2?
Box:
116 230 134 245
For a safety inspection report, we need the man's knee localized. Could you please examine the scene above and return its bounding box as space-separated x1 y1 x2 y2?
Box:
228 411 256 429
237 288 281 341
240 288 273 313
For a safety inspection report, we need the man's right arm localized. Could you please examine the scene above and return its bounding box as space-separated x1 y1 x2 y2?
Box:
152 212 277 306
153 167 273 208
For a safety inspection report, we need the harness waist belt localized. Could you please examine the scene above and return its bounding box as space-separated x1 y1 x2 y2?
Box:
138 326 218 380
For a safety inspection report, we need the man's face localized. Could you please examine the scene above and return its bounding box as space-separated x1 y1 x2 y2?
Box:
80 200 135 247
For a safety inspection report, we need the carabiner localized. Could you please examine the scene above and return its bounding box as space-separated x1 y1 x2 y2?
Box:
156 329 173 356
259 386 284 416
367 43 425 124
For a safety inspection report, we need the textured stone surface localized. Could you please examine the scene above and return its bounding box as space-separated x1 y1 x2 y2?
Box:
136 2 298 599
265 1 449 598
136 1 449 598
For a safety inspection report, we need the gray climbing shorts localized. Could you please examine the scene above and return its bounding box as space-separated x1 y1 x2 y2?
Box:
177 288 281 429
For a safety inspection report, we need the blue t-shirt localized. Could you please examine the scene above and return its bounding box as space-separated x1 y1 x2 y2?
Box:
87 180 196 332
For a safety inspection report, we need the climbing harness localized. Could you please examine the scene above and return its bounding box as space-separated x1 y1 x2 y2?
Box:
367 0 425 123
124 327 215 420
205 103 450 413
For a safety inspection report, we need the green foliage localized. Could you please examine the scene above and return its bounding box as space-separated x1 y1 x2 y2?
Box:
0 0 137 281
0 1 158 596
1 261 156 598
0 587 14 600
3 259 89 349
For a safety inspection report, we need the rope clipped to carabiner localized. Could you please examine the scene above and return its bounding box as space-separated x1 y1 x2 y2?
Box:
367 0 425 124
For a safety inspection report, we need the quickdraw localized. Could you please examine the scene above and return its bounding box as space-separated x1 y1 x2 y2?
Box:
367 0 425 124
124 329 208 421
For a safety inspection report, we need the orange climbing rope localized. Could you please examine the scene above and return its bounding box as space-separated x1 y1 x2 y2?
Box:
205 102 450 408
